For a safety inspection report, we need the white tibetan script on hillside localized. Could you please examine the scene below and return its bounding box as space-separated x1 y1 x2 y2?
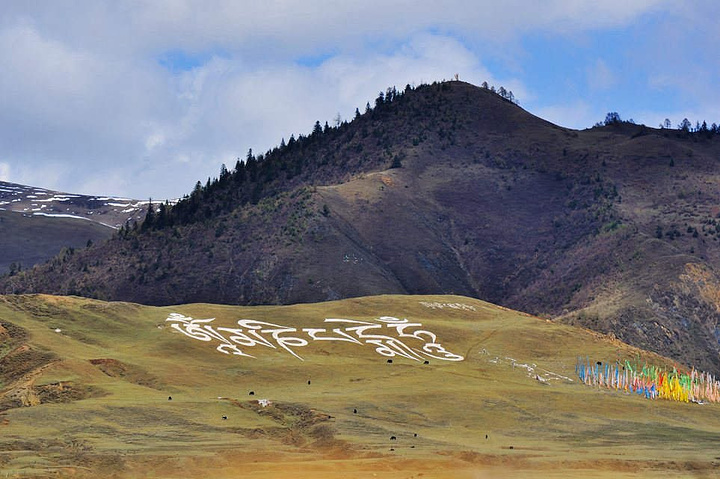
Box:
165 314 464 362
418 301 476 311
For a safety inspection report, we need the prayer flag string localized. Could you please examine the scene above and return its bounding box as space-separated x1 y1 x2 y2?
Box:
576 358 720 403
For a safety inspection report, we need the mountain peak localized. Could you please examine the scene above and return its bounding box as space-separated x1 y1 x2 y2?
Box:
4 81 720 375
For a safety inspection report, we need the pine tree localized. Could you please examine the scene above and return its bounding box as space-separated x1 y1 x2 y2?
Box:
141 199 155 231
375 91 385 108
234 159 246 183
157 202 167 229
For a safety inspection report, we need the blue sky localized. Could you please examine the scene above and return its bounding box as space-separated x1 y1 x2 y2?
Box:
0 1 717 199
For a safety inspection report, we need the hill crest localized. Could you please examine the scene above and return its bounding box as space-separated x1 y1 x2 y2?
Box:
3 80 720 375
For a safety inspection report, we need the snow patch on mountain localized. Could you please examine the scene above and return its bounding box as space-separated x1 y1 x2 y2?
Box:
0 180 165 228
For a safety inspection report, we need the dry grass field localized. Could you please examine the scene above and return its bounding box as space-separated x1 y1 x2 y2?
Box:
1 293 719 478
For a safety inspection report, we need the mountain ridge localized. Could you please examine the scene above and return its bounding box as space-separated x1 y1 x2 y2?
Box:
3 80 720 374
0 181 149 274
0 180 148 228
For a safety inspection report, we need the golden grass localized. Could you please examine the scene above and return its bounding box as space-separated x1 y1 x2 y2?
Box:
1 294 719 478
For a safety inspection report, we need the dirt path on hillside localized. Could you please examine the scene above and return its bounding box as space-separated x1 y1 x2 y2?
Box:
0 352 59 409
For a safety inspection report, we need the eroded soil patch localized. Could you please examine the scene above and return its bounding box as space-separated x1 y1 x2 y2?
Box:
229 399 350 451
89 358 162 390
0 320 104 412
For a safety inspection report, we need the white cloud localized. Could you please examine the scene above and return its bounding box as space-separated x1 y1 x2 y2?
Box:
119 33 516 198
587 59 617 91
4 161 68 193
0 0 689 199
533 101 596 130
2 1 670 57
144 131 165 152
131 0 669 48
0 23 519 199
0 162 10 182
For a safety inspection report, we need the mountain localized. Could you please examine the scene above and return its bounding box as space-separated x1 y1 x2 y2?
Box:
3 80 720 374
1 293 719 478
0 181 148 274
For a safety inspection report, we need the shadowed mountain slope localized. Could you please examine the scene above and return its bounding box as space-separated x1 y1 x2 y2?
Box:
3 81 720 374
0 210 114 275
0 181 148 274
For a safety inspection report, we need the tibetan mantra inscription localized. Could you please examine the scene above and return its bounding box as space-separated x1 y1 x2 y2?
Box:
165 314 464 362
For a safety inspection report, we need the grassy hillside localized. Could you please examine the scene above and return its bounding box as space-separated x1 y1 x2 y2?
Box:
1 294 718 478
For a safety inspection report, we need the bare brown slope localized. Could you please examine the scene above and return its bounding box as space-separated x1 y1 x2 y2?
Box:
3 80 720 373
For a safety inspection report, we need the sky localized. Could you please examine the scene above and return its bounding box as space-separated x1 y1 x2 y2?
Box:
0 1 718 200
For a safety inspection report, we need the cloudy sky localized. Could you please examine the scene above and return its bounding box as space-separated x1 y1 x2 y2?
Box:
1 1 717 199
